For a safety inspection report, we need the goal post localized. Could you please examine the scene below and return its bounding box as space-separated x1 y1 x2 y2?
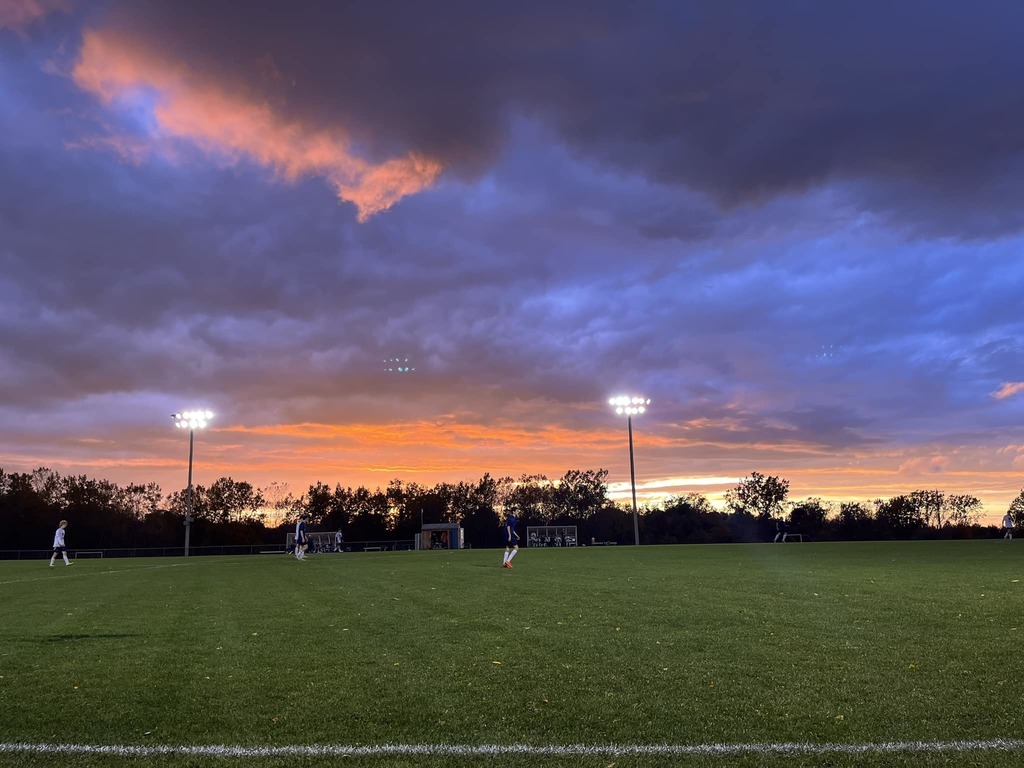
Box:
72 550 103 559
525 525 578 547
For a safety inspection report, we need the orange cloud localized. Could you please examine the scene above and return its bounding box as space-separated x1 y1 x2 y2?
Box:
224 420 617 452
71 29 442 220
992 381 1024 400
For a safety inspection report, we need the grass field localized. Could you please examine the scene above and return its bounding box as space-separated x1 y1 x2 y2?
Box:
0 541 1021 767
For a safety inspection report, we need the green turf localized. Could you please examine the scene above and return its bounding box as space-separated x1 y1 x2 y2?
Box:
0 541 1021 767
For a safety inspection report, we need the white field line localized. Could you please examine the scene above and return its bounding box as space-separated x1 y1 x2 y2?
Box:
1 740 1023 758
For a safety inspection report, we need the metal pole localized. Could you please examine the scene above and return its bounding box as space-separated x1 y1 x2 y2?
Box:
184 428 194 557
628 414 639 545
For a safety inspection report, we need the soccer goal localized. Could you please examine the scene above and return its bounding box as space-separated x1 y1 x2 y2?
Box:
72 550 103 559
525 526 578 547
285 532 344 554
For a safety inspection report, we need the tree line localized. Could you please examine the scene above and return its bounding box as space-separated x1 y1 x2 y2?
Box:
0 466 1019 552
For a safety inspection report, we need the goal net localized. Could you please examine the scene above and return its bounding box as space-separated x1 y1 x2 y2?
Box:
525 525 578 547
285 532 344 553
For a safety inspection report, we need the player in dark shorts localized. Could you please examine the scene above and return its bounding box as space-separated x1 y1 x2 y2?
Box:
49 519 72 567
502 513 520 568
294 515 308 560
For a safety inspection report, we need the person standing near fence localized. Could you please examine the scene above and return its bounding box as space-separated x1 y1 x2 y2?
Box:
502 512 520 569
335 528 344 552
49 520 72 567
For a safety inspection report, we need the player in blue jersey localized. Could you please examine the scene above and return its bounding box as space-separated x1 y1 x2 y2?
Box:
502 513 520 568
295 515 308 560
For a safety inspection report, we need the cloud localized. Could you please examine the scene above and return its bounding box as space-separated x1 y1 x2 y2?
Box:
70 0 1024 237
0 0 68 31
897 456 949 476
71 28 442 220
992 382 1024 400
4 0 1024 522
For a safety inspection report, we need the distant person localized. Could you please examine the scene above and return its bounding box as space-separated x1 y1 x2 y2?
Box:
774 518 787 543
1003 513 1015 540
49 520 72 567
295 515 308 561
502 513 520 569
335 529 344 552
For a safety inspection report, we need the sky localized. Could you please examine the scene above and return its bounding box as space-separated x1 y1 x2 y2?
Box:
2 0 1024 521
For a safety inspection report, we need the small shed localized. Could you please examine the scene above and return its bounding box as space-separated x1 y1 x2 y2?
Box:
417 522 464 550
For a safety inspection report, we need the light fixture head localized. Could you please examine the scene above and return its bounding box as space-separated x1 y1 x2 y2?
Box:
173 410 214 430
609 395 650 416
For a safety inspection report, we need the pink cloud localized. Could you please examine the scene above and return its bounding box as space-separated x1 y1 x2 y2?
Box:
71 29 442 220
992 381 1024 400
897 455 949 475
0 0 69 31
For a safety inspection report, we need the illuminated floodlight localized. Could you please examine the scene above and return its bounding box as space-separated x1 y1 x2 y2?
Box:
607 395 651 546
172 408 214 558
173 410 214 430
608 395 651 416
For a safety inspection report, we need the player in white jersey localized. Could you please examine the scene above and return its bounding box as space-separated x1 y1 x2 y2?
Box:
49 520 72 567
1003 513 1015 540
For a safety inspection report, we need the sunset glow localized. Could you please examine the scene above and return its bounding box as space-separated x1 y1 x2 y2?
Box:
3 1 1024 525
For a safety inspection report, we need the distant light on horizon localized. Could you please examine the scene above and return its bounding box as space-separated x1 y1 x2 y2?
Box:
385 357 415 373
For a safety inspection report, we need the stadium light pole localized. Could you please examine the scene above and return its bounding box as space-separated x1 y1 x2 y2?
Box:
609 396 650 546
173 410 213 557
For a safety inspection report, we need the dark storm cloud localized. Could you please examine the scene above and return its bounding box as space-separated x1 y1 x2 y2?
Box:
82 0 1024 236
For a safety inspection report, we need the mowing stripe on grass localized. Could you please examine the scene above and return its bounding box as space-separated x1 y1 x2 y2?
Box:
2 740 1023 758
0 559 246 586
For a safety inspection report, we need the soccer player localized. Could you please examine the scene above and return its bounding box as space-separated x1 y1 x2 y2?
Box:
1003 512 1015 540
49 520 72 567
502 512 520 568
334 528 344 552
774 518 788 543
295 515 308 560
